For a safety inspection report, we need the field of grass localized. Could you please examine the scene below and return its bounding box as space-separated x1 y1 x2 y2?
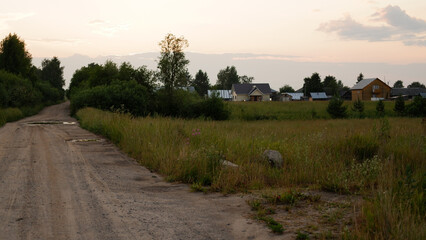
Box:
76 104 425 239
227 100 397 120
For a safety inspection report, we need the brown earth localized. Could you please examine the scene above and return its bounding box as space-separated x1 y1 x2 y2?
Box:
0 102 280 240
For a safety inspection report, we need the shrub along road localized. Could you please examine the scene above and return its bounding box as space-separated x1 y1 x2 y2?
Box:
0 102 274 240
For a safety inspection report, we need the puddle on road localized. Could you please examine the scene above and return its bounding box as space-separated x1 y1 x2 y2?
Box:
66 138 103 143
26 121 77 125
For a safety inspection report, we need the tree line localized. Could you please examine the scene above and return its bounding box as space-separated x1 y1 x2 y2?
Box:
69 33 229 120
0 33 65 110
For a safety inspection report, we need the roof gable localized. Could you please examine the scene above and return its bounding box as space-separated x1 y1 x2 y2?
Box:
232 83 271 95
351 78 390 90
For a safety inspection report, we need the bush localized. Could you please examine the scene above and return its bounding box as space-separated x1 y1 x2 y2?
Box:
327 96 347 118
352 98 365 118
70 80 149 116
376 100 385 117
406 96 425 117
197 96 230 120
394 96 405 115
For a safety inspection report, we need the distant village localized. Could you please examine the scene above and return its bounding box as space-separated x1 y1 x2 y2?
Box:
203 78 426 102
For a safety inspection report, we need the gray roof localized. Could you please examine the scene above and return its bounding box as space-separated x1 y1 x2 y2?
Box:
391 88 426 96
232 83 271 95
207 90 232 99
351 78 378 90
421 92 426 98
310 92 328 99
284 92 304 100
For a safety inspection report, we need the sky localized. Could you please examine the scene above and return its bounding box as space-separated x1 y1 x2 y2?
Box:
2 0 426 88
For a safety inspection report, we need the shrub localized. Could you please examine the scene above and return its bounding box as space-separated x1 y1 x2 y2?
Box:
406 96 425 117
71 80 149 116
394 96 405 115
352 98 365 118
327 96 347 118
376 100 385 117
197 96 230 120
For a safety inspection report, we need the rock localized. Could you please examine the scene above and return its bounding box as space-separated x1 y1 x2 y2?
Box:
262 150 283 168
221 160 238 168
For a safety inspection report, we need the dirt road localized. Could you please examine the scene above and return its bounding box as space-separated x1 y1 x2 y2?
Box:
0 102 274 240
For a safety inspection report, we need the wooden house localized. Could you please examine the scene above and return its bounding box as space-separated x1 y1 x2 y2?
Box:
351 78 391 101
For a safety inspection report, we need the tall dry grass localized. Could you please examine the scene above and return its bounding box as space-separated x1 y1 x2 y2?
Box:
77 107 425 239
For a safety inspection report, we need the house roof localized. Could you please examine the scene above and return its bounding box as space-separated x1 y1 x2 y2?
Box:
420 93 426 98
310 92 328 99
351 78 377 90
391 88 426 96
207 90 232 99
232 83 271 95
283 92 304 100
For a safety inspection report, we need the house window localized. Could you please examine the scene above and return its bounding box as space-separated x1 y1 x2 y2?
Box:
373 85 379 90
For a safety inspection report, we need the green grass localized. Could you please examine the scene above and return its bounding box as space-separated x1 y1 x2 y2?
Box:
227 101 398 120
76 106 425 239
0 108 23 127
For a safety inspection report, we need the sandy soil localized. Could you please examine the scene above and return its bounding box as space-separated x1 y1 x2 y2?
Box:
0 102 279 240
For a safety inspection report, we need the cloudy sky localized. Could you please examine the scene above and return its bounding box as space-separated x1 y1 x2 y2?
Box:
2 0 426 88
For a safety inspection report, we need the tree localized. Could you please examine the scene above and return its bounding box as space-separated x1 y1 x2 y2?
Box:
327 96 347 118
357 73 364 83
239 75 254 83
157 33 189 92
193 70 210 96
406 96 426 117
0 33 32 77
376 100 385 117
279 84 295 93
41 57 65 90
216 66 239 89
351 98 364 118
303 72 323 95
407 81 425 88
394 96 405 115
323 75 339 96
393 80 404 88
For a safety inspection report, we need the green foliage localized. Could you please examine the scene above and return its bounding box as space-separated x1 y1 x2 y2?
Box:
393 80 404 88
197 95 230 120
357 73 364 83
406 96 426 117
216 66 239 89
407 81 425 88
351 98 364 118
157 33 190 92
192 70 210 96
239 75 254 83
41 57 65 90
327 96 347 118
394 96 405 115
70 80 149 116
279 84 295 93
303 72 323 94
376 100 385 117
0 33 32 77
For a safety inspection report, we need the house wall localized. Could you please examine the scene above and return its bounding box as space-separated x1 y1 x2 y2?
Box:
352 79 391 101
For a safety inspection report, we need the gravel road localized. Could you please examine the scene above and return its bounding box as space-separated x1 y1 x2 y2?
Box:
0 102 275 240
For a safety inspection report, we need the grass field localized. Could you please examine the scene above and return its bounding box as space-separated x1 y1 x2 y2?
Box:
76 102 425 239
227 100 398 120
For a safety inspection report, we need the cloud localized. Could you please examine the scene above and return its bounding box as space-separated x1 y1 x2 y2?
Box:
28 38 82 44
0 12 34 31
319 5 426 47
89 19 129 37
